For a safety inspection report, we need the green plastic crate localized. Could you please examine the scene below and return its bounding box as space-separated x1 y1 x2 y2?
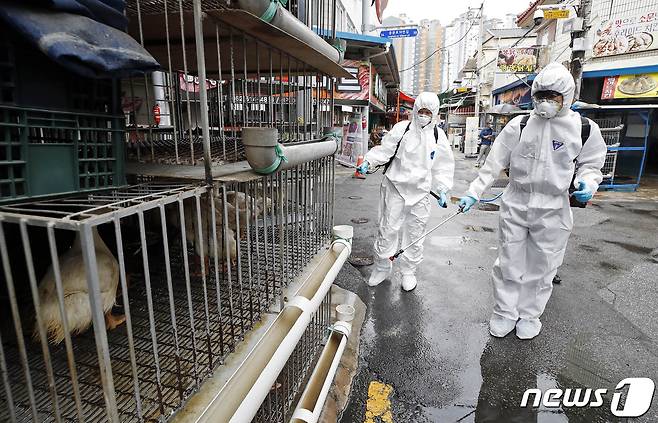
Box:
0 105 126 203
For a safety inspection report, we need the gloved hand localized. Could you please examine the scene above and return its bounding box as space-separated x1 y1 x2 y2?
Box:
458 195 477 212
356 160 369 175
572 181 593 203
437 191 448 208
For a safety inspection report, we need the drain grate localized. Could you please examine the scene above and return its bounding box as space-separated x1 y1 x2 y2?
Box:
477 203 500 212
350 217 369 224
349 255 374 266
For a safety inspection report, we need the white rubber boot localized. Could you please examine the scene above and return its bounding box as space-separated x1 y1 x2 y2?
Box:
515 318 542 340
489 314 517 338
368 267 391 287
401 274 417 292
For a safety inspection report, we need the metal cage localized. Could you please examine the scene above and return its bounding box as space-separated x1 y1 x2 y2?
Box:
122 0 340 176
0 155 334 422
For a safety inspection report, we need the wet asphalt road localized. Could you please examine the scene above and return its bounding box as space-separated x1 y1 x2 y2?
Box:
332 154 658 423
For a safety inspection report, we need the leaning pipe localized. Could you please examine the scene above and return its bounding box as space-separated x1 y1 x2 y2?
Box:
195 227 352 422
242 127 339 175
236 0 345 62
290 303 355 423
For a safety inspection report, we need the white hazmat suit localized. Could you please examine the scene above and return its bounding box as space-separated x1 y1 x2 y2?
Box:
466 64 607 338
364 92 455 290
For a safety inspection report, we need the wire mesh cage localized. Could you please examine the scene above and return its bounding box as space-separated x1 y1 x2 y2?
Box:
122 0 337 173
590 117 624 180
0 155 334 422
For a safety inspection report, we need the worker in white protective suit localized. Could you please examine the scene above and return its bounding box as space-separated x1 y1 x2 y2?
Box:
356 92 455 291
458 63 607 339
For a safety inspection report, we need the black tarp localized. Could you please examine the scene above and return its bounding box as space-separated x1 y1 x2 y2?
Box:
0 0 159 79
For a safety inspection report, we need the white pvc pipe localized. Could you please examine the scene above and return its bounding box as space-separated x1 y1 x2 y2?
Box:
290 319 352 423
236 0 341 62
242 127 339 175
195 233 352 423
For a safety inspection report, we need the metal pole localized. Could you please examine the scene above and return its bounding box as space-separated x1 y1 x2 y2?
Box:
570 0 592 101
192 0 213 183
474 4 484 127
361 0 370 33
396 90 400 123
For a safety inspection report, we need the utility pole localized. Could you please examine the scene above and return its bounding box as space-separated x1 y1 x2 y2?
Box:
362 0 371 33
570 0 592 101
473 3 485 126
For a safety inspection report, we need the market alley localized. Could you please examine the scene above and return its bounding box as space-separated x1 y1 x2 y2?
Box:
333 154 658 422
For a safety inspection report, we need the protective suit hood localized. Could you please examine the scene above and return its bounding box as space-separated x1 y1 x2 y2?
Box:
412 92 441 128
531 63 575 117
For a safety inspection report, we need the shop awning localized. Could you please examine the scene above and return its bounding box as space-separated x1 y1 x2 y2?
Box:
0 1 159 79
583 59 658 79
398 90 415 103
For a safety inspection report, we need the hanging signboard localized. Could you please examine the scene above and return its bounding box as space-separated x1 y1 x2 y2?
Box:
543 9 569 19
497 48 538 73
335 60 370 101
601 73 658 99
496 85 531 106
179 74 218 92
593 11 658 57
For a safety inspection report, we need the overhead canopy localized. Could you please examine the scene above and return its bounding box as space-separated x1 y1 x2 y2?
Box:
331 30 400 88
398 90 415 103
0 1 159 79
125 8 352 79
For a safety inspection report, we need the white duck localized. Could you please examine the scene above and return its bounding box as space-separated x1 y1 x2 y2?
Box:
35 228 124 345
221 191 274 239
169 196 238 271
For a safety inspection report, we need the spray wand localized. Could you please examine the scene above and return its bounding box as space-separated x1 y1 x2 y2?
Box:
389 204 465 261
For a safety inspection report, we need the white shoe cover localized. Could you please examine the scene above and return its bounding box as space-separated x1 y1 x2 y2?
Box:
516 318 542 340
401 274 417 291
489 314 517 338
368 268 390 287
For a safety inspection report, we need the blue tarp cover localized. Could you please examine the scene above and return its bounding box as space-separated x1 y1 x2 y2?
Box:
0 1 160 79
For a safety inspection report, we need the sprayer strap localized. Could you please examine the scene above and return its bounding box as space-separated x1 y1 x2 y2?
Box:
253 143 288 174
332 38 346 53
260 0 287 22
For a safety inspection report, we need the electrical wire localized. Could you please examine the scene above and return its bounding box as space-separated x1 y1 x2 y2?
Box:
399 8 483 73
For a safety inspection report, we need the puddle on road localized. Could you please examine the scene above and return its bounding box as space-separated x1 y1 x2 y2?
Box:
579 244 600 253
603 239 653 255
599 261 620 271
427 235 478 248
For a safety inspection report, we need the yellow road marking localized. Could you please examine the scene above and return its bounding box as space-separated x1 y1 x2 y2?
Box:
364 380 393 423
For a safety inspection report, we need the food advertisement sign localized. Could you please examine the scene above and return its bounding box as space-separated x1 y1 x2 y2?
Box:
601 73 658 99
593 11 658 57
496 85 531 106
335 60 370 101
497 48 537 73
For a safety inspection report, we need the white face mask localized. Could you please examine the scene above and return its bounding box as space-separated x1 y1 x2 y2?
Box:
533 99 562 119
417 115 432 127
